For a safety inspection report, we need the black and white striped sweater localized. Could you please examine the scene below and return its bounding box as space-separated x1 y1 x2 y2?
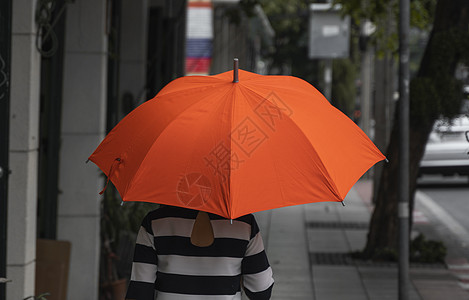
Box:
125 206 274 300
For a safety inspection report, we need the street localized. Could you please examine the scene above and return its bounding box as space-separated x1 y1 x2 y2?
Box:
416 175 469 264
419 176 469 232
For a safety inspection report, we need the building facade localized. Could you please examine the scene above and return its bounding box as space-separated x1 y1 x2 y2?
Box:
0 0 272 299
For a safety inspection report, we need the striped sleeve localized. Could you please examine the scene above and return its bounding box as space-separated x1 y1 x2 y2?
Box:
126 213 158 300
241 216 274 300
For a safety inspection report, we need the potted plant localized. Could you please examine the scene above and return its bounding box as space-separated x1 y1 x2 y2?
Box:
99 185 158 300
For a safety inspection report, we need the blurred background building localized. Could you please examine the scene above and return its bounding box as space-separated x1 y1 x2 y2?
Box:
0 0 274 299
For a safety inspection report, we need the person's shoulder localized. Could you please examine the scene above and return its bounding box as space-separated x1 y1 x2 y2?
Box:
234 214 261 238
234 213 257 225
206 212 256 224
144 205 198 221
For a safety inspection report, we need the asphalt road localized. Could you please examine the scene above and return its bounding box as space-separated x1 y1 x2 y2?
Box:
416 175 469 263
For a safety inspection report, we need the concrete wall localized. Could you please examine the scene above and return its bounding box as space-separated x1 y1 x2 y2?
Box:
7 0 41 298
57 0 108 299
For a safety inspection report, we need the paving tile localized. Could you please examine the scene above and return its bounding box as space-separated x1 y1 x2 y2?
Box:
413 279 469 300
411 268 469 300
344 229 368 251
312 266 367 299
264 205 314 299
307 229 350 253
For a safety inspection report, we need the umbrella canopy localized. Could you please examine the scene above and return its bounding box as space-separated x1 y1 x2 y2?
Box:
89 68 385 219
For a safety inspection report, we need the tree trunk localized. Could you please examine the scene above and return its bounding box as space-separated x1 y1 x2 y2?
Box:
364 119 432 257
363 0 469 258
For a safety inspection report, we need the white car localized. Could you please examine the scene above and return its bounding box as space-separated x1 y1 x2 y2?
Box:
419 115 469 176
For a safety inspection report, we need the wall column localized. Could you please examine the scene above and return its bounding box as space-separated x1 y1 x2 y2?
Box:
57 0 108 299
7 0 41 299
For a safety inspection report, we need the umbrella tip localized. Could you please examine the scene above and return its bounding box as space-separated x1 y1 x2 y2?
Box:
233 58 239 83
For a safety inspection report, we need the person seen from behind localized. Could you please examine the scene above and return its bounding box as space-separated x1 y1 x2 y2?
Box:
125 205 274 299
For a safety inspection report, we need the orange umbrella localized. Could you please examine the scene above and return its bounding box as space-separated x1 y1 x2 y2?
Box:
88 65 385 219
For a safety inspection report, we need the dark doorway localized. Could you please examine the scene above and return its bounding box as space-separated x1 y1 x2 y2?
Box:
146 0 186 99
37 0 68 239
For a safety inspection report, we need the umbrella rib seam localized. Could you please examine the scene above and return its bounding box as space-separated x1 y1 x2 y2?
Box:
238 84 343 201
123 82 237 203
228 86 235 219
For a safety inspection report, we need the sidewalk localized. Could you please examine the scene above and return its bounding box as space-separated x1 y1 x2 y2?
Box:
254 179 469 300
